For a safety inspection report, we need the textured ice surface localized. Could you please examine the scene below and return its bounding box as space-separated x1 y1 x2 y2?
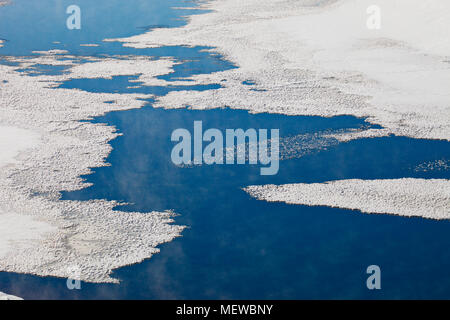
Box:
107 0 450 141
63 56 176 85
0 55 184 282
245 179 450 220
3 52 177 88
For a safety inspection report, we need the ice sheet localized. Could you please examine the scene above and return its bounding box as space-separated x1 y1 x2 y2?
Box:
245 179 450 220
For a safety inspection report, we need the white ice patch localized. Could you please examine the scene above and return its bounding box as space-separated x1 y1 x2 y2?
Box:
0 291 23 300
65 56 176 86
245 179 450 220
0 211 56 259
107 0 450 141
0 126 40 168
3 53 177 87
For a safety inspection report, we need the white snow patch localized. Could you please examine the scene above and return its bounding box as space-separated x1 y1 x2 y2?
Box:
0 291 23 300
65 56 176 86
0 126 40 168
245 179 450 220
3 53 177 87
0 211 56 259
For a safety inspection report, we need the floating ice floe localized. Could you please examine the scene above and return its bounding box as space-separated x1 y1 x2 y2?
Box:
64 56 176 85
245 179 450 220
3 52 177 87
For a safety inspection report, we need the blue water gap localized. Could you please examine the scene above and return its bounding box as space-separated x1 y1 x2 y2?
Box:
58 110 450 300
0 0 450 300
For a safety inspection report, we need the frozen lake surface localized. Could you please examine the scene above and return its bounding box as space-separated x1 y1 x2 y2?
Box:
0 0 449 299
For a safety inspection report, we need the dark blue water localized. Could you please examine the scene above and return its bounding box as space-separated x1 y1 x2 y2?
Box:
1 0 450 300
